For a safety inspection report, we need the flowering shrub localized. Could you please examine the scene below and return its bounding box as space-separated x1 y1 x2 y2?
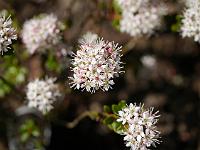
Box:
114 0 168 37
21 14 63 54
0 0 199 150
26 77 61 114
101 101 160 150
69 32 123 93
0 11 17 55
181 0 200 42
117 103 160 150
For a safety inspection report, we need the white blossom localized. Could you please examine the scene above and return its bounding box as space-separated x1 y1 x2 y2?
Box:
69 32 123 93
117 103 160 150
115 0 168 37
116 0 149 14
26 77 61 114
21 14 62 54
181 0 200 43
184 0 198 8
0 13 17 55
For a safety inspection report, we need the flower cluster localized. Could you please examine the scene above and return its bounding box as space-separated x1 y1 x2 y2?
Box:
69 32 123 93
181 0 200 43
21 14 62 54
26 77 61 114
117 103 160 150
0 13 17 55
115 0 167 37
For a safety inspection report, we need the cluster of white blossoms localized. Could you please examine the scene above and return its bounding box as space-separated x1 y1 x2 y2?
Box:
117 103 160 150
21 14 62 54
26 77 61 114
181 0 200 43
116 0 167 37
0 13 17 55
69 32 123 93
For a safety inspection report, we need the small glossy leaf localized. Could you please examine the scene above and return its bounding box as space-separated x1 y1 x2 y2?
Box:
118 100 126 109
112 104 120 115
112 121 124 134
103 116 114 125
112 121 121 131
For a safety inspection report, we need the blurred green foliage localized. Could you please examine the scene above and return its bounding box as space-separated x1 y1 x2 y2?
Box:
19 119 43 149
111 0 121 31
112 0 122 14
171 15 183 32
0 55 27 97
45 52 61 73
19 119 41 142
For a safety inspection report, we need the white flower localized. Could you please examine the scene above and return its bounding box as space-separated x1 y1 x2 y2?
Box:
26 77 61 114
115 0 168 37
116 0 149 14
184 0 198 8
0 12 17 55
21 14 62 54
181 0 200 43
69 32 123 93
117 103 160 150
117 110 131 125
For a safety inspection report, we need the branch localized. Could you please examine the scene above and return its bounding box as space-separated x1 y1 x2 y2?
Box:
64 110 119 129
65 111 99 128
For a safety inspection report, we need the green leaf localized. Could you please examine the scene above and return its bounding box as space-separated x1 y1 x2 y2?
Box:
112 0 122 13
171 15 183 32
19 119 41 141
20 132 30 142
171 24 181 32
112 121 121 131
0 80 11 97
118 100 126 110
103 105 111 113
111 0 122 31
32 130 40 137
112 18 120 31
111 101 127 114
107 124 113 130
103 116 114 125
112 121 120 130
112 104 120 115
112 121 124 134
45 53 61 72
26 119 35 128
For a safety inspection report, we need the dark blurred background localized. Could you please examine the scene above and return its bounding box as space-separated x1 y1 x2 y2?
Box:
0 0 199 150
